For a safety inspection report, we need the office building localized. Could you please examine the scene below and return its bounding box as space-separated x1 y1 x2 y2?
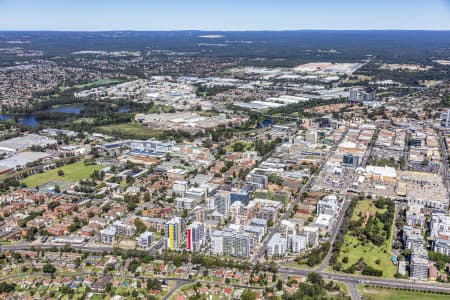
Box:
173 180 188 194
248 173 268 189
342 153 359 167
213 190 231 216
165 217 184 250
187 221 205 252
305 130 318 144
210 229 250 258
317 194 338 216
185 187 207 202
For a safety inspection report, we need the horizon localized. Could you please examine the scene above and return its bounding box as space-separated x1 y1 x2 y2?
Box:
2 29 450 33
1 0 449 31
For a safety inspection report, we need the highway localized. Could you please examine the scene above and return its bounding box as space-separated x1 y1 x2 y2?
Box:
278 266 450 295
2 242 450 297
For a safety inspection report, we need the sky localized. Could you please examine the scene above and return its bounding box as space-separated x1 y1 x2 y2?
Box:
1 0 450 31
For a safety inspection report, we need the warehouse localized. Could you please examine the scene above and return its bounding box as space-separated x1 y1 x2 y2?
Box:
0 134 57 153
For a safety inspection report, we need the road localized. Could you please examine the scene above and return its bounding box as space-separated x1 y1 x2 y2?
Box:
314 198 350 272
3 242 450 297
163 280 191 300
0 237 165 256
360 130 377 168
0 268 263 300
278 266 450 295
346 282 361 300
438 131 449 190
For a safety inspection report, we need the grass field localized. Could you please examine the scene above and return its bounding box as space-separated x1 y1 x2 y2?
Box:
358 286 450 300
350 200 386 221
58 78 125 92
96 122 163 139
337 200 396 278
22 162 105 188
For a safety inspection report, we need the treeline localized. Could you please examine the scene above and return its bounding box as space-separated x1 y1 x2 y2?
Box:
296 242 330 267
330 197 358 269
267 98 348 117
195 83 234 97
356 61 450 86
283 273 350 300
347 197 394 247
344 257 383 277
428 251 450 271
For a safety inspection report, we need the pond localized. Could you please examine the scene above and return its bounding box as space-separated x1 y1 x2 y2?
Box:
0 114 39 127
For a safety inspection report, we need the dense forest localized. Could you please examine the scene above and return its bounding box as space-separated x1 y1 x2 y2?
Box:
1 31 450 66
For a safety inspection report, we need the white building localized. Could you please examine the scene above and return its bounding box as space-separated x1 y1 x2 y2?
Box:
291 234 307 253
317 194 338 216
138 231 154 248
173 180 188 194
100 227 116 244
266 233 287 258
303 226 319 247
430 211 450 239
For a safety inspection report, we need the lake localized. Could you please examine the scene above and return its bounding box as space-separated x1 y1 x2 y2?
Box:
0 105 130 128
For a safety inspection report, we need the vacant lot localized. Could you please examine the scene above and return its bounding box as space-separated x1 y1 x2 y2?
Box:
97 122 163 139
22 162 105 188
358 286 450 300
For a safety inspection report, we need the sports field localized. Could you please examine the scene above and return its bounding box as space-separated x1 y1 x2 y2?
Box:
358 286 450 300
22 162 105 188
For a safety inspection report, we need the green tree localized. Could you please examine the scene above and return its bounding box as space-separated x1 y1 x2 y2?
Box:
134 218 147 234
43 262 56 274
241 289 256 300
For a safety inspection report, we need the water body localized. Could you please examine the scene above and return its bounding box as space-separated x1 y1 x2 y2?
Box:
46 105 84 114
0 114 38 127
0 105 131 128
257 119 273 128
47 104 129 114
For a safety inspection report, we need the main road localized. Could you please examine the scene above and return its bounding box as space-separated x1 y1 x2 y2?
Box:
2 243 450 297
278 266 450 295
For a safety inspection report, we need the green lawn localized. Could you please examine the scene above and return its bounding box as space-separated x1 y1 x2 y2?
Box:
97 122 163 139
22 162 105 188
337 200 396 278
225 140 255 152
358 286 450 300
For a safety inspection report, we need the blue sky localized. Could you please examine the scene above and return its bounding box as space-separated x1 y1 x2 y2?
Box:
1 0 449 31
